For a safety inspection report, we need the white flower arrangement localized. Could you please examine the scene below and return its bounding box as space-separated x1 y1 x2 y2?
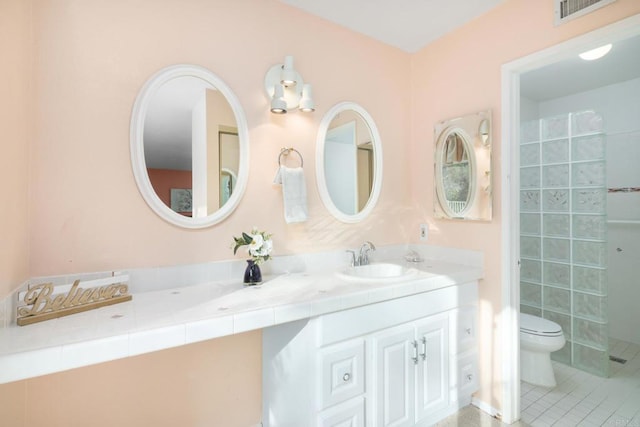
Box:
232 227 273 265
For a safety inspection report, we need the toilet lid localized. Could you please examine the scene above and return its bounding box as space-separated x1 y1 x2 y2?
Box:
520 313 563 336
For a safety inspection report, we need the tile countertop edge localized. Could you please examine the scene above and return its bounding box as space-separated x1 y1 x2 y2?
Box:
0 264 483 385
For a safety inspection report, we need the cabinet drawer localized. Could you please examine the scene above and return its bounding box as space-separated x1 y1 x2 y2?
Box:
450 306 477 354
317 397 365 427
450 351 479 401
319 339 365 409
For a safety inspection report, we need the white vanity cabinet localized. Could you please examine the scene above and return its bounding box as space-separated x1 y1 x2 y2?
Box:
370 314 449 427
262 281 478 427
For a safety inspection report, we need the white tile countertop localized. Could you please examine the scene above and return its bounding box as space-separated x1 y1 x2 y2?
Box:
0 245 483 384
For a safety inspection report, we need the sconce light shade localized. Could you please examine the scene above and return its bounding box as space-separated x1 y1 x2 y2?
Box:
479 119 490 145
280 55 297 87
298 84 315 113
270 84 287 114
264 55 315 115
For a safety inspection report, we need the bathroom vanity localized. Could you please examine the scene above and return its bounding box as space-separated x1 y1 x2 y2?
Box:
263 279 478 427
0 247 481 427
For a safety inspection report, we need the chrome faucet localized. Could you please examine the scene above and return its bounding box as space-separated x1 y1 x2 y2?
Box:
346 241 377 267
357 241 376 266
346 249 358 267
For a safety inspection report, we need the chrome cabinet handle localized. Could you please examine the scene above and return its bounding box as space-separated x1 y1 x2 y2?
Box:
465 327 472 335
343 373 351 382
411 340 419 364
420 337 427 360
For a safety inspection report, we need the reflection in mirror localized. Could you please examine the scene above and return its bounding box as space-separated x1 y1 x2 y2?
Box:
440 132 471 214
434 110 492 221
316 102 382 223
324 111 373 215
131 65 248 229
143 77 238 217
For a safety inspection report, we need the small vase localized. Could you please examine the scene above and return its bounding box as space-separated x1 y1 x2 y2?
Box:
244 259 262 285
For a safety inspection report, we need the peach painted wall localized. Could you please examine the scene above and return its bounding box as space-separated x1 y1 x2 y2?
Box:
6 0 640 425
410 0 640 410
0 0 31 300
28 0 412 277
0 331 262 427
3 0 411 425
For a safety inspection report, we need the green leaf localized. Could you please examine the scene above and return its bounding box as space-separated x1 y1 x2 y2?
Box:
242 232 253 244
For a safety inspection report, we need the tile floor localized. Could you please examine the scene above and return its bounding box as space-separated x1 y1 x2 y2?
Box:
435 405 528 426
521 338 640 427
438 339 640 427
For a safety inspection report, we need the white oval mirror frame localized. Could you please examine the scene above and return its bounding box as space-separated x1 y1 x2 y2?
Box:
130 64 249 229
316 102 383 223
434 127 477 218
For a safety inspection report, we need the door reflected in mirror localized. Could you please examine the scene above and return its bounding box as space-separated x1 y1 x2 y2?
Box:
324 111 373 215
143 76 239 217
316 102 383 223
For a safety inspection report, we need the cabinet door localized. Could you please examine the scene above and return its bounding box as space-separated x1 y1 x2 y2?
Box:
317 397 365 427
371 325 415 427
319 339 366 410
450 307 477 355
415 316 449 422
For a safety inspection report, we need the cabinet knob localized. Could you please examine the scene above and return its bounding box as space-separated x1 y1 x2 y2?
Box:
465 328 472 335
343 373 351 382
467 374 473 381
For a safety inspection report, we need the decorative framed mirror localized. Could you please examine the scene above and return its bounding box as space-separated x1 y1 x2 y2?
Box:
316 102 383 223
434 110 492 220
130 64 249 228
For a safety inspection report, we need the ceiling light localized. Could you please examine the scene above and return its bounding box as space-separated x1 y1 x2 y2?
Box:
579 44 612 61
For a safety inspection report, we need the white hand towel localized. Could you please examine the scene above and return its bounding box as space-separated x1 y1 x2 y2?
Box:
273 167 282 185
279 166 308 224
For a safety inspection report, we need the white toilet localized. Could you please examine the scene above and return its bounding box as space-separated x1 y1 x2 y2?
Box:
520 313 566 387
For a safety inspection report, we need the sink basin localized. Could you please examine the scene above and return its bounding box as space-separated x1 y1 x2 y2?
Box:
336 263 418 283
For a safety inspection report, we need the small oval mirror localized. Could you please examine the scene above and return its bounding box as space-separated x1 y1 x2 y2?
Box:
130 65 249 228
434 110 492 220
435 129 475 217
316 102 382 223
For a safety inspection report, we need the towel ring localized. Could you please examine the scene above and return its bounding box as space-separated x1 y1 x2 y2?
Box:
278 147 304 167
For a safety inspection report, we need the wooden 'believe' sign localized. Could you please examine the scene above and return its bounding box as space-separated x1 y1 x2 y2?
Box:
17 275 132 326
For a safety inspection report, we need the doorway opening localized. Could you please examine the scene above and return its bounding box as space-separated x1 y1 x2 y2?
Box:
500 13 640 424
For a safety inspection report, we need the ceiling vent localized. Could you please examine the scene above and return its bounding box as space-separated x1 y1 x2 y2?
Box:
555 0 617 25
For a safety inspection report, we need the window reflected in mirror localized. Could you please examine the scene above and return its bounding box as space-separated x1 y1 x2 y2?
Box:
441 132 471 215
434 110 492 221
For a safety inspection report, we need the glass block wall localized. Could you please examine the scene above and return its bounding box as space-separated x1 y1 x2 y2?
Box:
520 111 609 377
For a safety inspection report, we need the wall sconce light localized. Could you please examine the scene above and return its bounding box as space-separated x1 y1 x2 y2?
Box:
264 55 315 114
478 118 490 146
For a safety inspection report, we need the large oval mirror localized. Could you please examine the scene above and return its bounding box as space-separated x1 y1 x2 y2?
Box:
434 128 476 217
316 102 382 223
130 65 249 228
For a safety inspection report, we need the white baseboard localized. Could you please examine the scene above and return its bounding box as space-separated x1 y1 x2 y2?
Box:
472 397 501 419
